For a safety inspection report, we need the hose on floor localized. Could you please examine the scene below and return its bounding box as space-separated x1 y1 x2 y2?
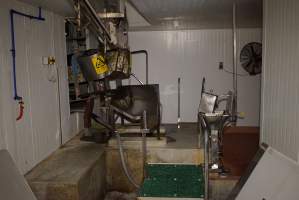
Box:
115 131 140 188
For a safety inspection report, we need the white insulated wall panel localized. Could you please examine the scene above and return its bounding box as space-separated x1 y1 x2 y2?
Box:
129 29 262 125
261 0 299 162
53 14 73 144
0 0 71 173
70 113 84 136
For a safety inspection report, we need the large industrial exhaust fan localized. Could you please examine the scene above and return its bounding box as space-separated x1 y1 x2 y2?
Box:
240 42 262 75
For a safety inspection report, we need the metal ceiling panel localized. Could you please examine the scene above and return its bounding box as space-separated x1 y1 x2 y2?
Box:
129 0 262 30
17 0 75 16
126 1 151 27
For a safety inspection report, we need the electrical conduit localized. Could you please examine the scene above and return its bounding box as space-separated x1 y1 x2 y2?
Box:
10 7 45 120
115 110 149 188
116 131 141 188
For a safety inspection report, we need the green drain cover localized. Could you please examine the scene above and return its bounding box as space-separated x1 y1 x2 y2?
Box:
138 164 204 198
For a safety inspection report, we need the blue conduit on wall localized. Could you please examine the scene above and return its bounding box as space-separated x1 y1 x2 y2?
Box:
10 7 45 121
10 7 45 101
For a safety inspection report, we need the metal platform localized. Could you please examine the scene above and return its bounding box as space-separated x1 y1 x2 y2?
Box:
138 164 204 200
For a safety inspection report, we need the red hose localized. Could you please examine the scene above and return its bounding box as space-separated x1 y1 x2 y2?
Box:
16 101 24 121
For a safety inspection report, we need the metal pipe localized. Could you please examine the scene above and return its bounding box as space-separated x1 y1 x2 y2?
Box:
116 131 140 188
56 67 63 146
130 73 144 85
107 108 141 188
75 0 81 31
142 131 147 178
204 126 209 200
131 50 149 84
91 113 115 131
141 110 148 179
177 77 181 129
81 0 111 41
110 105 141 121
114 110 149 188
10 7 45 101
201 77 206 95
11 8 45 21
232 3 238 122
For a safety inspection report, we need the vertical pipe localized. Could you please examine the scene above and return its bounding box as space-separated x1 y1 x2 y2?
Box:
177 77 181 129
76 0 81 30
232 3 238 122
10 11 20 100
145 52 148 84
142 110 148 178
10 8 45 101
56 67 63 146
204 127 209 200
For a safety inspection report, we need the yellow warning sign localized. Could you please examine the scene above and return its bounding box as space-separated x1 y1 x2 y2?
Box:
91 55 109 75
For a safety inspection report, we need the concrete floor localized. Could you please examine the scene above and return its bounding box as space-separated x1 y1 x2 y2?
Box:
25 123 237 200
109 123 201 149
210 179 238 200
164 123 201 149
104 179 238 200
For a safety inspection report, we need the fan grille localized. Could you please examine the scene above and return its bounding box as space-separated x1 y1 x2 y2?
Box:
240 42 262 75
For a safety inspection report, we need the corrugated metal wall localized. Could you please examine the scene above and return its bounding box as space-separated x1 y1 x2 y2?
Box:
261 0 299 162
129 29 262 125
0 0 72 173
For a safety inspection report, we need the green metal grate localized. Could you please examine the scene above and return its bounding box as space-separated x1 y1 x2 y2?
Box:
138 164 204 198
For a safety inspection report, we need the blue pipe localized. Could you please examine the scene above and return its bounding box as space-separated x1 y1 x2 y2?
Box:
10 7 45 100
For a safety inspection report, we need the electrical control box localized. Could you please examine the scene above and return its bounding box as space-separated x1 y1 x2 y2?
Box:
42 56 56 65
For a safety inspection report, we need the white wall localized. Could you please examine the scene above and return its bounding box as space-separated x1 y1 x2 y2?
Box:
0 0 73 174
70 113 84 137
261 0 299 162
236 147 299 200
129 29 262 126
